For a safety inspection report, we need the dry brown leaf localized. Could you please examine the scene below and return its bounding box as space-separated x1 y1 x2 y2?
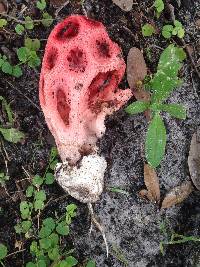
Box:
0 0 8 14
188 132 200 190
127 47 148 89
112 0 133 11
161 181 194 209
143 164 160 203
127 47 151 120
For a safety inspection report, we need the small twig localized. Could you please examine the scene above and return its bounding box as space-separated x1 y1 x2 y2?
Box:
87 203 109 257
5 249 26 258
0 13 54 24
6 80 40 111
55 1 70 17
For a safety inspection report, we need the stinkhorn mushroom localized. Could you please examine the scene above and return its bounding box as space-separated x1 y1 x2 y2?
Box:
39 15 132 203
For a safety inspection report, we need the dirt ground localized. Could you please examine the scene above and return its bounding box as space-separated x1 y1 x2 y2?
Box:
0 0 200 266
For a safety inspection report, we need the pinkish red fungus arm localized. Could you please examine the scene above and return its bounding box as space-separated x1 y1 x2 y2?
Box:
39 15 132 166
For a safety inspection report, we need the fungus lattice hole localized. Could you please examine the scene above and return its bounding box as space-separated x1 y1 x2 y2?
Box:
55 21 79 41
46 48 58 70
57 89 70 126
67 48 87 72
88 70 118 112
96 39 110 58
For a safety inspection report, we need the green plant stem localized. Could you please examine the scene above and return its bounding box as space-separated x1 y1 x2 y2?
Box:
0 13 54 24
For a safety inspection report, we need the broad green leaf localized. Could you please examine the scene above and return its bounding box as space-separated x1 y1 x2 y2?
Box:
39 238 52 250
64 256 78 267
34 199 44 211
43 217 56 231
32 175 44 187
25 38 40 51
0 127 25 143
0 19 7 28
25 16 34 30
28 51 41 68
39 226 52 239
1 61 13 74
145 113 166 168
177 28 185 38
142 24 155 37
125 101 150 114
0 244 7 260
48 247 60 261
56 221 69 236
37 260 46 267
17 47 29 62
147 44 186 102
162 25 173 39
41 12 53 27
26 185 34 197
86 260 96 267
153 0 164 13
174 20 182 28
35 190 46 202
45 173 54 185
12 65 23 78
49 233 59 247
36 0 46 10
15 24 25 35
160 103 186 119
20 201 32 219
21 220 32 233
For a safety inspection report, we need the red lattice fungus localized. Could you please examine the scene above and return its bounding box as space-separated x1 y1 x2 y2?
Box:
39 15 132 164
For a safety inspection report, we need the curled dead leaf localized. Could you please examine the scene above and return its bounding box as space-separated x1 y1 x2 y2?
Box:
127 47 148 89
143 164 160 203
127 47 151 120
161 181 194 209
188 132 200 190
112 0 133 11
0 0 8 14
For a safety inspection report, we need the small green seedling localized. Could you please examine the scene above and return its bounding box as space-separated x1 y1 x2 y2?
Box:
15 16 34 35
159 221 200 255
0 19 7 28
0 243 7 266
153 0 164 18
0 96 25 143
0 54 22 77
125 44 186 168
37 0 47 11
17 38 41 68
142 24 155 37
0 173 9 187
162 20 185 39
24 204 78 267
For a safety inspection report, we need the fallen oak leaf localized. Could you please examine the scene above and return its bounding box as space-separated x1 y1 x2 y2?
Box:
161 181 194 209
127 47 148 89
143 163 160 203
127 47 151 120
188 132 200 190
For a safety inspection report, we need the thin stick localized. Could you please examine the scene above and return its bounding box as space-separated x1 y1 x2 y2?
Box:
87 203 109 257
55 1 70 17
5 249 26 258
6 80 40 111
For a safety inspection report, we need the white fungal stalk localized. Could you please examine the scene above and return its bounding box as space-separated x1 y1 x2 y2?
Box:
55 154 107 203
